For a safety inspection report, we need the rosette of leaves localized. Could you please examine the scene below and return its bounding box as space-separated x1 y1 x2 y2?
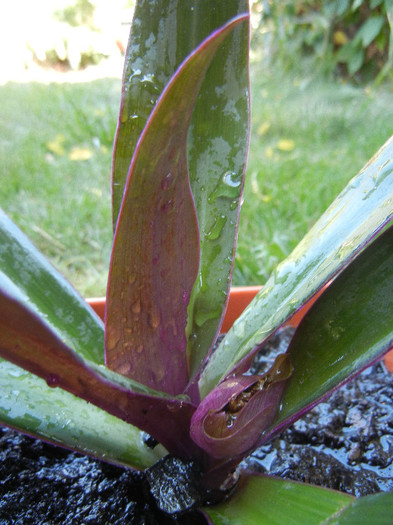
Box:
0 1 393 522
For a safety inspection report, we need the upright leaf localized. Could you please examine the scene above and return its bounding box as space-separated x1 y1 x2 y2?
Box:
106 15 248 396
200 136 393 396
112 1 250 386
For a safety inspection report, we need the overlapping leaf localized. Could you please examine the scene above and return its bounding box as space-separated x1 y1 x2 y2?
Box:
106 15 248 396
0 210 104 363
0 359 165 470
112 0 250 391
264 223 393 440
200 135 393 396
0 290 199 458
190 354 292 459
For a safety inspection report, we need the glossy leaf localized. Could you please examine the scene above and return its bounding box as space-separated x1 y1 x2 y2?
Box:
203 474 353 525
0 209 104 364
112 0 250 387
326 491 393 525
190 354 292 458
0 359 165 470
264 223 393 440
185 1 249 380
106 15 248 396
200 135 393 397
0 290 200 459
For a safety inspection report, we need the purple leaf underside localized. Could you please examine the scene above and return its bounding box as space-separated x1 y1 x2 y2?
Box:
190 354 292 459
105 15 248 396
0 290 200 459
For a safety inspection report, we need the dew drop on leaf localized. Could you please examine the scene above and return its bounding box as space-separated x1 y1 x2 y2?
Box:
161 172 173 191
208 171 242 203
46 373 60 388
131 299 141 315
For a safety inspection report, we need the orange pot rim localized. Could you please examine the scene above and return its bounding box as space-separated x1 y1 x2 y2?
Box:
87 285 393 373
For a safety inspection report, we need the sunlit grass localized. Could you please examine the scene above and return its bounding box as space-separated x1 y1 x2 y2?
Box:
234 69 393 284
1 68 393 296
0 79 119 296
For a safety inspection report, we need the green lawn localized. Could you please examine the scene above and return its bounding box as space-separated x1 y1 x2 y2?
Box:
1 67 393 296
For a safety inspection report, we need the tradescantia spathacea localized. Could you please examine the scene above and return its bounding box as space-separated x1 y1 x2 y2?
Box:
1 1 393 522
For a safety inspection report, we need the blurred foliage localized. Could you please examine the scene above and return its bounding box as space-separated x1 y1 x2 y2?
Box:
54 0 96 29
251 0 393 82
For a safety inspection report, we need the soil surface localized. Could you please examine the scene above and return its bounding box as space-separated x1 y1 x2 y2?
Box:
244 331 393 498
1 329 392 523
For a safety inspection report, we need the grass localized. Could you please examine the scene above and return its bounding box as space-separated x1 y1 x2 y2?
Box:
0 79 119 296
234 68 393 284
1 66 393 296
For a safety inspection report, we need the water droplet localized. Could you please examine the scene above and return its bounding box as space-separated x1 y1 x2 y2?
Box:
182 290 189 304
206 215 227 240
128 68 141 82
141 73 155 83
46 373 60 388
106 330 119 351
160 199 174 214
194 306 222 327
166 402 179 413
208 171 242 203
230 199 239 210
161 172 173 191
131 299 141 314
120 107 128 123
148 309 160 330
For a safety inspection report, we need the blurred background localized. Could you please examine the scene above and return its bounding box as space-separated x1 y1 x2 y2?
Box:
1 0 393 296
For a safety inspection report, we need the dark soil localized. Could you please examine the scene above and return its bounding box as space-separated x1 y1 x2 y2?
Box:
1 328 392 523
244 328 393 497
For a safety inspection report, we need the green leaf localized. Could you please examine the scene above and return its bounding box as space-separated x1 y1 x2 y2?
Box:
200 135 393 397
112 0 250 384
0 359 165 470
357 16 385 47
202 474 353 525
0 290 199 458
268 223 393 436
185 2 249 379
326 491 393 524
106 14 248 396
0 209 104 364
348 49 364 75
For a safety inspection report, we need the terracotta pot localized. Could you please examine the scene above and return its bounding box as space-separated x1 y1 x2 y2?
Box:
87 286 393 372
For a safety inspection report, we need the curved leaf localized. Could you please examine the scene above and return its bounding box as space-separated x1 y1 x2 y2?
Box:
264 223 393 440
106 15 248 396
200 135 393 397
0 360 165 470
0 290 200 459
326 491 393 525
0 209 104 364
112 0 250 388
190 354 292 458
202 474 353 525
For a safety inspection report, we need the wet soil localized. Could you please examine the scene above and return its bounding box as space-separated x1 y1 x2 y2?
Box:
0 329 392 523
244 328 393 497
